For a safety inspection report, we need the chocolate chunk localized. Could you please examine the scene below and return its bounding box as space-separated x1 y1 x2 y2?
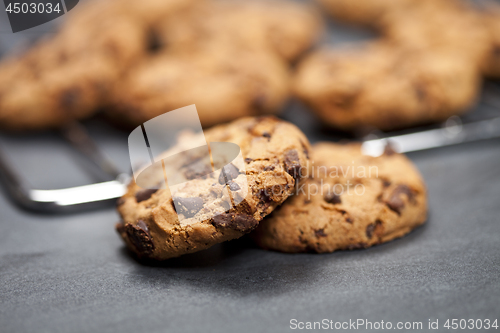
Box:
381 179 391 188
414 83 427 102
262 132 271 140
212 213 259 233
228 181 240 191
258 188 272 203
284 149 301 180
244 158 253 163
135 189 158 203
116 197 125 207
252 94 267 113
386 185 415 215
115 220 125 234
173 196 204 218
218 163 240 185
493 45 500 57
324 192 341 204
366 220 383 239
125 220 155 255
345 217 353 223
315 228 327 237
147 29 162 53
264 165 275 171
329 92 358 109
366 224 375 239
60 88 81 108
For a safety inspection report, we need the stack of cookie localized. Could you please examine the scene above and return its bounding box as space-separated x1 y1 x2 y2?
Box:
0 0 322 131
116 116 427 260
296 0 500 131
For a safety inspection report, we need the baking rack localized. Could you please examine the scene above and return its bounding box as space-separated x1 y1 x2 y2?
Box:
0 82 499 213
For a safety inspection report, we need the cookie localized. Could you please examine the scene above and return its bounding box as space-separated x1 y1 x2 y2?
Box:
253 142 427 253
106 0 322 128
108 45 290 128
158 0 322 61
116 116 311 260
293 42 480 131
380 0 490 67
0 0 194 130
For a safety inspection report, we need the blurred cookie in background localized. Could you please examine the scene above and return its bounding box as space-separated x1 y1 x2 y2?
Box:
253 142 427 253
0 3 148 131
0 0 322 131
293 42 480 131
380 0 490 69
107 0 323 128
158 0 323 61
298 0 499 132
108 45 290 128
317 0 500 80
0 0 195 131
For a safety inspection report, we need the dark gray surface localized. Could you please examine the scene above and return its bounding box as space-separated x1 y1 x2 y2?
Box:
1 2 500 333
1 111 500 333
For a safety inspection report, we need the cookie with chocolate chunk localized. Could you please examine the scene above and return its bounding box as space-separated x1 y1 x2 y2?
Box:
293 42 480 131
252 142 427 253
108 45 290 128
158 0 322 61
116 116 311 260
108 0 323 129
0 0 194 131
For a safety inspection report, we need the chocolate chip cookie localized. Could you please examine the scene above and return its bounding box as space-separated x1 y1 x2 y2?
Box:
380 0 490 68
107 0 322 128
253 142 427 253
116 116 311 260
158 0 322 61
108 45 290 128
0 0 193 130
293 42 480 131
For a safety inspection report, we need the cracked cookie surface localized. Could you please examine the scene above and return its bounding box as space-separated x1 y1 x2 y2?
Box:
116 116 311 260
252 142 427 253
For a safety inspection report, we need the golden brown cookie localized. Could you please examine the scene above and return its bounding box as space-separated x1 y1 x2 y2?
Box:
293 42 480 131
108 45 290 128
116 116 311 260
106 0 323 128
0 0 194 131
380 0 490 67
253 142 427 253
158 0 322 61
